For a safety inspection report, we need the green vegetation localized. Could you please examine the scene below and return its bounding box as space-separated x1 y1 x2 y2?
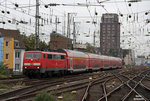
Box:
84 43 96 53
0 84 10 89
0 62 11 79
34 91 57 101
0 90 4 94
0 62 8 75
125 65 132 68
15 81 25 86
20 34 50 50
34 91 76 101
0 81 26 90
0 74 8 79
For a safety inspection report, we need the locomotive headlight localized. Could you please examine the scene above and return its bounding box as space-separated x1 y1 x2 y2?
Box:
25 67 27 69
37 67 40 69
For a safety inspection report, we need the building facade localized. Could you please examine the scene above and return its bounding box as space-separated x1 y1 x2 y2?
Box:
0 28 25 73
135 56 146 65
100 13 120 57
3 37 14 69
50 31 72 50
122 49 135 65
0 37 4 62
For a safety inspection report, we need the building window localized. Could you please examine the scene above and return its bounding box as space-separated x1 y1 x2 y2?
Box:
107 27 111 30
6 54 9 59
6 41 9 47
15 41 19 47
112 27 115 30
107 25 111 27
15 52 20 58
15 64 20 71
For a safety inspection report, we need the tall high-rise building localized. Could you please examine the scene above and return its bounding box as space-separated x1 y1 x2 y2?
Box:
100 13 120 57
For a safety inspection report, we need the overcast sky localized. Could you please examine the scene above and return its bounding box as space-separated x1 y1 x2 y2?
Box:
0 0 150 57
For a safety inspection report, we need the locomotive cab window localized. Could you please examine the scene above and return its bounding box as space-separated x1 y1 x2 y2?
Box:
25 53 41 59
61 55 65 59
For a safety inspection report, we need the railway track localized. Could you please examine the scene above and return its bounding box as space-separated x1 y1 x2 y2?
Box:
1 67 149 101
81 67 150 101
0 70 114 101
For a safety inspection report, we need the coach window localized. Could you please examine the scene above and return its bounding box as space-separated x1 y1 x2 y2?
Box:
48 54 52 59
43 54 45 58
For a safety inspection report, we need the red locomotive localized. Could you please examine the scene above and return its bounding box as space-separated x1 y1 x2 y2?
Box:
23 49 122 77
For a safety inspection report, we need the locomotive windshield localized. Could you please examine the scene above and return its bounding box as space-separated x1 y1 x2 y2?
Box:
25 53 41 59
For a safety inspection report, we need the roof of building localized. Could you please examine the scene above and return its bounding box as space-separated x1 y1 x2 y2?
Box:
50 31 72 40
0 28 25 49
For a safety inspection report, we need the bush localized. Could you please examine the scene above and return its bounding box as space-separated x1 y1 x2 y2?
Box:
0 62 8 75
34 91 57 101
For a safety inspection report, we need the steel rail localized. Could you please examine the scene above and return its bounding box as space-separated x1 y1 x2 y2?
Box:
121 71 150 101
81 75 115 101
97 69 150 101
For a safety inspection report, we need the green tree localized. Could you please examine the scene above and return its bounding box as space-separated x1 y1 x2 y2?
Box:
39 41 50 51
21 34 49 50
85 43 95 53
21 34 34 50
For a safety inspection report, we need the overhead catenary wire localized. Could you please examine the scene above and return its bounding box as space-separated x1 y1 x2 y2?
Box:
0 0 149 49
